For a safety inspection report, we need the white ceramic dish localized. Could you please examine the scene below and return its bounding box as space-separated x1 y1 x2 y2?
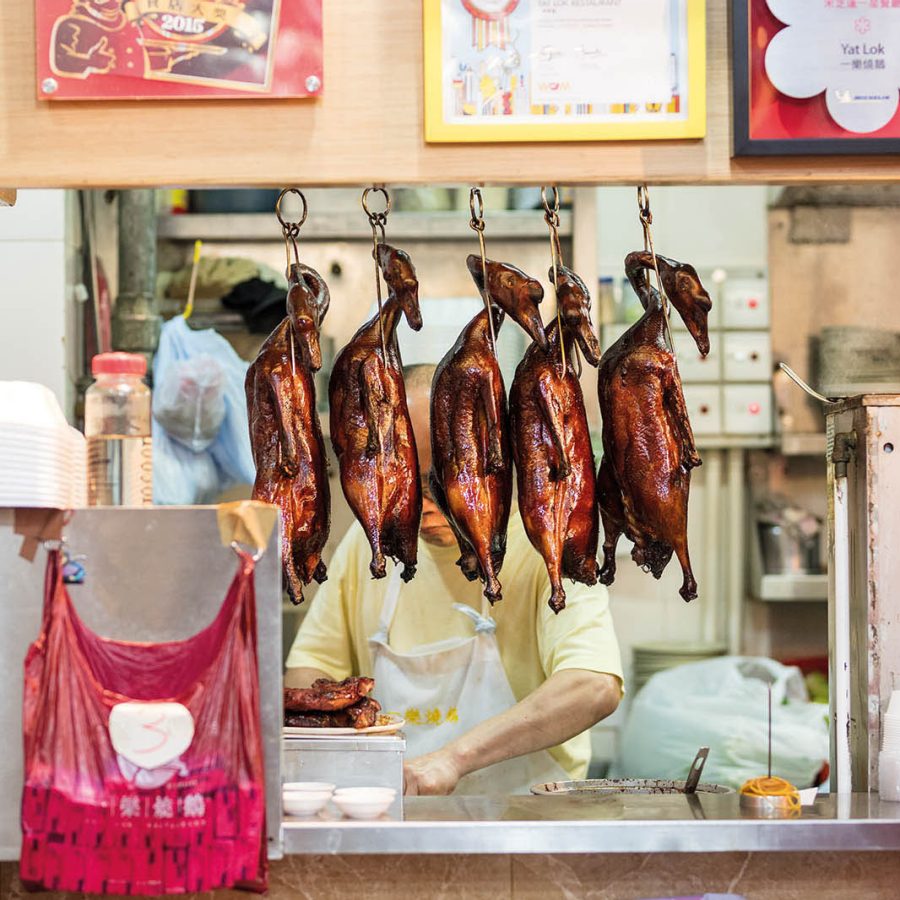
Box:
283 790 333 817
283 781 336 793
283 713 405 738
332 787 397 820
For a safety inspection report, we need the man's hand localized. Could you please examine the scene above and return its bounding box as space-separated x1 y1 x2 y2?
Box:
403 749 463 796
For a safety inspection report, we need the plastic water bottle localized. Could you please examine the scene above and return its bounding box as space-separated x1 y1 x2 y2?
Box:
85 352 153 506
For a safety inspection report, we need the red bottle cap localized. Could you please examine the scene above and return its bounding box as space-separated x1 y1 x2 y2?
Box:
91 352 147 377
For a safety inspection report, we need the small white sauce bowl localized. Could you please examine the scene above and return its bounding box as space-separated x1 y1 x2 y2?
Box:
283 781 336 793
332 787 397 820
283 790 333 817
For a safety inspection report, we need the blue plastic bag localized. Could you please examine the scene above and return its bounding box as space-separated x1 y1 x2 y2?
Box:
152 317 255 504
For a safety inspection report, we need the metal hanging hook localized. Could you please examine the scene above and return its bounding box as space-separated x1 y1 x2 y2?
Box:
542 185 567 377
362 186 390 368
469 187 497 358
275 188 308 271
636 183 674 354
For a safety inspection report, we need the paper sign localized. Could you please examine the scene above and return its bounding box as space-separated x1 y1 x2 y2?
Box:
530 0 671 106
109 701 195 771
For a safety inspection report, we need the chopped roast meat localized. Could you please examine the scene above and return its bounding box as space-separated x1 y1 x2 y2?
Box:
246 262 331 605
430 255 547 603
329 243 423 581
597 251 712 601
283 676 375 712
284 698 381 730
510 264 602 613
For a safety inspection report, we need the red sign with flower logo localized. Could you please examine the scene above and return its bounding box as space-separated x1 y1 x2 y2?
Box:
35 0 322 100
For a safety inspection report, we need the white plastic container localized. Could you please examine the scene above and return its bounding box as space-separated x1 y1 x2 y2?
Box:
85 353 152 507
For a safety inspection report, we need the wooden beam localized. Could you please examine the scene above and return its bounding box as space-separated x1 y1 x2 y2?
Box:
5 2 900 187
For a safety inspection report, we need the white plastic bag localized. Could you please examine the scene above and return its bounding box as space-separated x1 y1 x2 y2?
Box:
152 317 255 504
610 657 829 790
153 354 226 452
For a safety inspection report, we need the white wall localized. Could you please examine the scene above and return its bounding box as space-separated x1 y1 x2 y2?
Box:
597 186 770 277
0 190 70 414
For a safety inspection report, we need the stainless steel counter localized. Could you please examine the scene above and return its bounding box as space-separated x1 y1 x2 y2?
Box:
282 793 900 855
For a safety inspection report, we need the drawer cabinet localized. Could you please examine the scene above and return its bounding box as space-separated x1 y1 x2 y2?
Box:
683 386 722 436
723 331 771 382
723 384 772 435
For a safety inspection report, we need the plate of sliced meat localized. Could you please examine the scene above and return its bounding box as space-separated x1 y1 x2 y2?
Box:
283 714 405 738
283 676 403 736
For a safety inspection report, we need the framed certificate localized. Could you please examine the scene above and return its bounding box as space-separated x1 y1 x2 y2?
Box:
733 0 900 155
35 0 322 100
423 0 706 143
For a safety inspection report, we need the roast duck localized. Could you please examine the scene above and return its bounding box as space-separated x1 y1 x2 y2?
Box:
329 244 423 581
430 255 547 603
510 265 602 613
284 677 381 729
597 251 712 601
246 262 331 604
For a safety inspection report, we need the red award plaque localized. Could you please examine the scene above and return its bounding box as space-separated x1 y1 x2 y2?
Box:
36 0 323 100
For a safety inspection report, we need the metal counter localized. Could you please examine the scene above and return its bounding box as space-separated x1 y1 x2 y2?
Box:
282 793 900 855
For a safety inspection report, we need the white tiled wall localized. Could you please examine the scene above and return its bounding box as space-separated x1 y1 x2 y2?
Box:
0 190 69 415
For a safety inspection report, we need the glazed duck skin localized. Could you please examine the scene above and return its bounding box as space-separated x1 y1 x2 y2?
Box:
597 251 711 601
246 263 331 604
510 265 602 613
329 244 423 581
430 255 547 603
283 676 375 712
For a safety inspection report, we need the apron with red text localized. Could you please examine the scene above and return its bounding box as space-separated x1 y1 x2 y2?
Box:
19 549 267 895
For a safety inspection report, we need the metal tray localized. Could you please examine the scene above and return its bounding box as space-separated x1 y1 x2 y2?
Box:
531 778 732 796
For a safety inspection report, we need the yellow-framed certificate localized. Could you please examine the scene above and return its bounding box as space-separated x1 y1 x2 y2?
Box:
423 0 706 143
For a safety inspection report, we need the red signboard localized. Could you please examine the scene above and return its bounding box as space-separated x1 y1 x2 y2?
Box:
36 0 322 100
733 0 900 155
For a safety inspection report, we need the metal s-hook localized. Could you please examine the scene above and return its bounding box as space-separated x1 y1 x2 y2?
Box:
636 183 674 354
469 187 497 359
542 185 567 376
275 188 308 272
361 186 391 368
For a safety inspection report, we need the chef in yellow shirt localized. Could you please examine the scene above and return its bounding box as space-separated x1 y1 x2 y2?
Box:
285 365 623 796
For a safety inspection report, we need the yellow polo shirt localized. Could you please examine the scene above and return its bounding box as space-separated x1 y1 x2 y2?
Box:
286 515 624 779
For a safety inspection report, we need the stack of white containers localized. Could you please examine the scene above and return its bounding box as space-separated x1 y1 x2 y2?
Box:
879 692 900 801
0 382 86 508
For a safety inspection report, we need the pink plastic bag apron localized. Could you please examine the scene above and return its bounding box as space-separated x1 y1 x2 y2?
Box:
19 549 268 895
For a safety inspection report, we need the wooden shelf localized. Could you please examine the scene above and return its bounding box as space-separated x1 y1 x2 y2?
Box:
157 210 572 243
6 3 900 186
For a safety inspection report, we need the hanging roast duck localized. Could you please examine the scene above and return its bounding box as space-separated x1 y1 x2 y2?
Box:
246 261 331 604
510 264 602 613
430 254 547 603
597 250 711 601
329 243 424 581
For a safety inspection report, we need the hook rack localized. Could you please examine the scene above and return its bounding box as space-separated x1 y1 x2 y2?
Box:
469 187 497 358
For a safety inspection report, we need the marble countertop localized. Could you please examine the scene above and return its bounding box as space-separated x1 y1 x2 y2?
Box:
281 792 900 855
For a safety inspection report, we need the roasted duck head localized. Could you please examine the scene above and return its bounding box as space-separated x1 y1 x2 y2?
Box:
597 252 711 602
511 263 601 613
329 242 423 581
377 243 423 331
246 262 331 605
431 256 545 603
286 262 330 372
466 254 548 351
627 251 712 356
554 266 602 366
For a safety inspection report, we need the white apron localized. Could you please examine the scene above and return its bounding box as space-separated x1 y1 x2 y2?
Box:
369 564 569 795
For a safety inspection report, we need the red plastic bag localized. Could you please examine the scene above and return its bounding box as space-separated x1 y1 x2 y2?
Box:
20 549 268 895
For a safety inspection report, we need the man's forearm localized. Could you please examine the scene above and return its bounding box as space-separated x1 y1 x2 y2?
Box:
284 666 333 689
446 669 620 779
